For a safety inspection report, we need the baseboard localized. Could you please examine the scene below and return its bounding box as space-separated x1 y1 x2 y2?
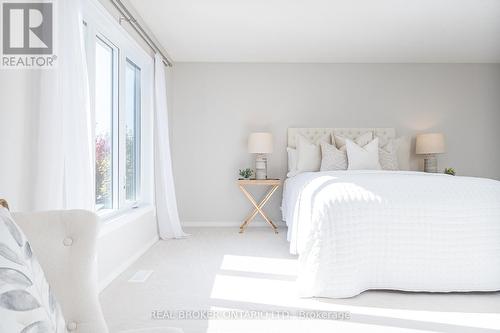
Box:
98 234 159 292
182 221 286 227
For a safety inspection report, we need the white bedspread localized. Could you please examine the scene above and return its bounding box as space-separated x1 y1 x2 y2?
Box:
281 171 500 298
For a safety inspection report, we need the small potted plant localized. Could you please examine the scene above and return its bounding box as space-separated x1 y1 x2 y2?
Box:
239 168 253 179
444 167 456 176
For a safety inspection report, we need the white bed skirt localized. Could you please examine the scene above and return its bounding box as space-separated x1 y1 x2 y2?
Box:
282 171 500 298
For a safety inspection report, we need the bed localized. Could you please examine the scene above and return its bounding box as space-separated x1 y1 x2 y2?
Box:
282 128 500 298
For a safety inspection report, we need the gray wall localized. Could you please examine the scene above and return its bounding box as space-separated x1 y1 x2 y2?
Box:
171 63 500 224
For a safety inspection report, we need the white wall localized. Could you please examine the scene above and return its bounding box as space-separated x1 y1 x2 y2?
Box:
171 63 500 224
97 208 158 290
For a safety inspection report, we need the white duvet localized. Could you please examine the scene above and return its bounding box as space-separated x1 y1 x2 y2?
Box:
282 171 500 298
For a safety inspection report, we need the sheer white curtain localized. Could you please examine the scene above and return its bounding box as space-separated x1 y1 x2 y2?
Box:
33 0 94 211
154 54 188 239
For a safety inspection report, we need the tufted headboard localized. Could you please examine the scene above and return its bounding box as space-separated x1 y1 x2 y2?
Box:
287 128 396 148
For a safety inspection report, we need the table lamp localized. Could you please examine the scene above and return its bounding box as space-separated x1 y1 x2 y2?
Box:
248 132 273 179
416 133 446 173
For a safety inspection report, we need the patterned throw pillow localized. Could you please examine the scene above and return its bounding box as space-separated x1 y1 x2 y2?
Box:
0 207 67 333
320 142 348 171
379 140 400 170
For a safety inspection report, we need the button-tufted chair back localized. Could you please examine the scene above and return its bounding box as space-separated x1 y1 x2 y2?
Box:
13 210 108 333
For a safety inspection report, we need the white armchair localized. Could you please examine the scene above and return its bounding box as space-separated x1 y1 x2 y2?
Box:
12 209 108 333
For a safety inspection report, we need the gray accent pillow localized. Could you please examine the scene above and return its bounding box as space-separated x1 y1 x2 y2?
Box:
379 141 400 170
320 142 348 171
0 207 67 333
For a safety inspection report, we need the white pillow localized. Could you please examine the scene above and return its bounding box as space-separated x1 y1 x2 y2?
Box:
320 142 347 171
346 138 381 170
286 147 299 177
296 135 322 172
379 141 399 170
0 208 66 333
333 132 373 150
286 147 297 172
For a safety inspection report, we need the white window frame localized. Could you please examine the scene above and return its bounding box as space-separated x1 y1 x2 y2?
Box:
94 34 119 210
83 0 154 220
124 58 142 204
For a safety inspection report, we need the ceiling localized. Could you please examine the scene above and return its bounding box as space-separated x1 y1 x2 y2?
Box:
128 0 500 63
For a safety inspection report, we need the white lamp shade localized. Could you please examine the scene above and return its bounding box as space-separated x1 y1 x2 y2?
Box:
416 133 446 154
248 132 273 154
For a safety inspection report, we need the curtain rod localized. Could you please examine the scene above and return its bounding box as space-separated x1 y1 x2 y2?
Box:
109 0 173 67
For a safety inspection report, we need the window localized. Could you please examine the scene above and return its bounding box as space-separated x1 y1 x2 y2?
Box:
94 37 117 210
83 2 154 216
125 59 141 202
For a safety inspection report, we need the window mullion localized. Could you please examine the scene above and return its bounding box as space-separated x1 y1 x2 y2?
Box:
112 45 121 210
134 64 141 203
117 51 126 209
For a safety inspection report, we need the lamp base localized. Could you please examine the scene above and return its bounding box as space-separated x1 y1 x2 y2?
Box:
255 154 267 180
424 155 438 173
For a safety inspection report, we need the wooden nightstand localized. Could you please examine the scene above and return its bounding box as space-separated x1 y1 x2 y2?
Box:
237 179 281 234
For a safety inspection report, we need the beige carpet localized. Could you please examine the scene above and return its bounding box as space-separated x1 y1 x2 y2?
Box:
100 227 500 333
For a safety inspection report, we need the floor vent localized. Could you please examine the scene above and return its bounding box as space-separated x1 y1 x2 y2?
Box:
128 270 154 283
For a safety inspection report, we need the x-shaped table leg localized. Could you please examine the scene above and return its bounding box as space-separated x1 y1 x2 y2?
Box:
239 184 280 234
